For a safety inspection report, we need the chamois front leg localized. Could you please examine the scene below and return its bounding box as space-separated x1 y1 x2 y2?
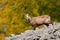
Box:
32 25 36 30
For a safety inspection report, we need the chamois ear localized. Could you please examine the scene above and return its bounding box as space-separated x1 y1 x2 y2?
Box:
24 9 28 16
24 11 28 16
24 9 29 18
24 12 27 17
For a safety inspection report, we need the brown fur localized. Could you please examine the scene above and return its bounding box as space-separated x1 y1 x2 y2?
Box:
25 14 53 30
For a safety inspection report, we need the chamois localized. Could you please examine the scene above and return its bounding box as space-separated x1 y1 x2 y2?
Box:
25 14 53 30
25 13 53 30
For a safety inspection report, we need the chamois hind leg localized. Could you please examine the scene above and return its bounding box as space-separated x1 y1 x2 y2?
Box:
51 21 55 30
32 25 36 30
45 24 49 27
51 21 53 25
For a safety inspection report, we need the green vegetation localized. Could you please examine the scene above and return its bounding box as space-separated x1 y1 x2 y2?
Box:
0 0 60 40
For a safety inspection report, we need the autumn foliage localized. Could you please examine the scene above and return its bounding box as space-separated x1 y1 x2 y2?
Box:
0 0 60 40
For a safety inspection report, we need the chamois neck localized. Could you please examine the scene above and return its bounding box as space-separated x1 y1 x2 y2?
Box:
28 17 31 22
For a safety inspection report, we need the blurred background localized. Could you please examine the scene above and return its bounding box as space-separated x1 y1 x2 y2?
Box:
0 0 60 40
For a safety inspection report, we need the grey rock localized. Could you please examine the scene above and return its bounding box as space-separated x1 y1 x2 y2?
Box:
4 22 60 40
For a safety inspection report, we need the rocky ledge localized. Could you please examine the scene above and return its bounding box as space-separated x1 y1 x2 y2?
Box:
4 22 60 40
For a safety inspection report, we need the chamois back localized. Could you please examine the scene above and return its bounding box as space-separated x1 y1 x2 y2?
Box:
30 15 51 25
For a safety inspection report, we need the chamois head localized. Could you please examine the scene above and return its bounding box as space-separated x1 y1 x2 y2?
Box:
25 13 31 22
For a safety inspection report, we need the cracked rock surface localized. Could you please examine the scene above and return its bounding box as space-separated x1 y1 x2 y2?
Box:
4 22 60 40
